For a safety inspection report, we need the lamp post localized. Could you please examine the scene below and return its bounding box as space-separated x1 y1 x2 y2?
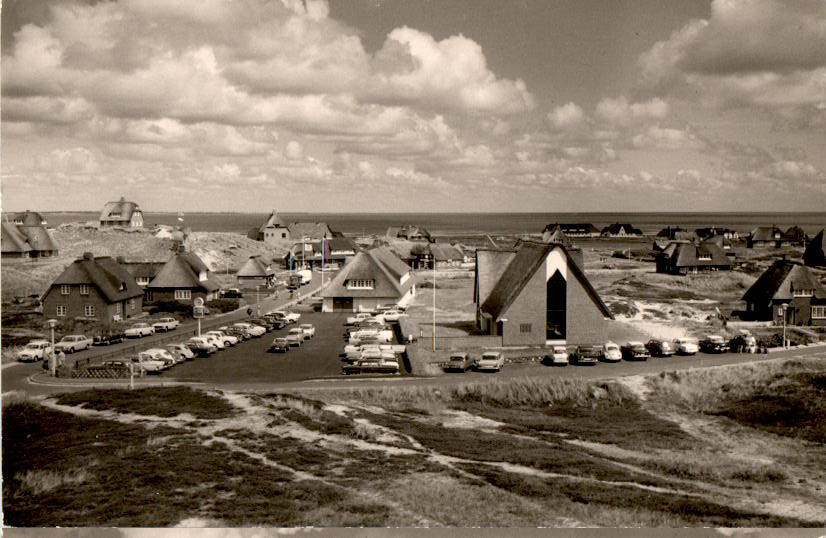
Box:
432 254 436 352
47 319 57 377
256 285 261 316
781 303 788 349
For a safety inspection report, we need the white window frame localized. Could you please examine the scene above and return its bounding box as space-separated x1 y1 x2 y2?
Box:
136 276 150 286
174 289 192 300
115 303 122 314
84 305 95 317
56 305 67 317
812 306 826 319
79 284 89 295
520 323 532 333
60 285 71 295
793 289 813 297
347 279 374 290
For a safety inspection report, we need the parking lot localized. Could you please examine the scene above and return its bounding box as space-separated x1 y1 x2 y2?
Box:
165 312 409 384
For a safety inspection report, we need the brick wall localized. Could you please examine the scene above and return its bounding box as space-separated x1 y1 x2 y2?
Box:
501 260 546 346
43 285 120 324
566 271 608 344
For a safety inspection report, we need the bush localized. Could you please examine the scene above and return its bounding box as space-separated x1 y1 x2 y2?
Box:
205 299 239 314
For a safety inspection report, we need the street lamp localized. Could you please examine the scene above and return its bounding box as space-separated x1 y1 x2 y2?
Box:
47 319 57 377
781 303 788 349
432 254 436 352
256 285 261 316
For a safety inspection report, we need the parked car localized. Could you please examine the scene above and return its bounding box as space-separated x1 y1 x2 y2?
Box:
543 345 570 366
186 336 217 356
205 330 238 347
270 337 290 353
219 325 249 340
18 340 52 362
345 312 372 326
571 345 601 366
134 352 168 373
220 288 243 298
152 317 179 332
125 323 155 338
299 323 315 339
54 335 91 353
166 343 195 361
349 328 394 345
101 359 133 372
475 351 504 372
261 314 288 329
286 328 305 346
233 322 266 338
94 330 125 346
143 348 178 367
344 357 399 375
248 318 276 332
202 334 226 351
445 352 474 372
621 341 651 361
268 310 300 324
601 341 622 362
382 309 406 322
645 339 674 358
673 337 699 355
700 335 730 354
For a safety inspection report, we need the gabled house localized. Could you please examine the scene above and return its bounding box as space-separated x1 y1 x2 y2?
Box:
601 223 643 237
254 210 290 245
145 250 220 304
783 226 808 246
542 225 575 248
288 221 337 241
747 226 783 248
475 241 613 346
695 227 739 241
1 219 59 259
542 223 600 239
236 256 275 288
655 241 731 275
42 253 143 324
386 225 434 243
803 228 826 268
11 210 48 226
321 247 414 312
284 237 357 270
742 260 826 326
100 197 143 228
657 226 698 242
703 235 736 258
413 243 467 269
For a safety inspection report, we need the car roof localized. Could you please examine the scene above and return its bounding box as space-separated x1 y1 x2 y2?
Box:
28 340 50 345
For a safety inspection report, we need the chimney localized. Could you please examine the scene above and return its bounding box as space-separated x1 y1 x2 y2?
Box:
82 252 94 260
116 256 126 264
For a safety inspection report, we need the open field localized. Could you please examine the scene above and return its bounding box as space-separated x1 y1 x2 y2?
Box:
4 354 826 527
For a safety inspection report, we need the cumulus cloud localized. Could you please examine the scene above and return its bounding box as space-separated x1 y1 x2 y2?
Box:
595 97 669 126
547 102 584 129
639 0 826 120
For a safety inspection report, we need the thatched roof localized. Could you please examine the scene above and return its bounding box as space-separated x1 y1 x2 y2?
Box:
743 260 826 304
2 222 32 254
803 228 826 267
321 248 411 299
100 197 141 223
659 241 731 269
11 210 47 226
237 256 274 278
52 254 143 302
147 252 219 291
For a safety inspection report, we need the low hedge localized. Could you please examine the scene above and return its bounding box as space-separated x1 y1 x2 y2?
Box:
205 299 239 314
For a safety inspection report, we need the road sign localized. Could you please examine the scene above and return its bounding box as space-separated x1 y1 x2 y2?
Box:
193 297 204 307
193 306 205 319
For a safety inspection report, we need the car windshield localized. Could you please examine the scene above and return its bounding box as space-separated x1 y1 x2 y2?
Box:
26 343 42 349
481 354 498 360
606 344 618 350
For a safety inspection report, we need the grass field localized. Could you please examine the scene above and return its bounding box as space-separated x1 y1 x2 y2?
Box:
4 354 826 527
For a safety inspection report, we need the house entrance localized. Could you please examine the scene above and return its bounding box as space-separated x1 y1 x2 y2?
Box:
546 271 566 339
333 297 353 311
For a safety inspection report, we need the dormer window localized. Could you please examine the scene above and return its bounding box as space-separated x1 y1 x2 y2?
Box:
79 284 89 295
698 254 711 261
60 285 71 295
199 271 207 282
792 288 813 297
347 279 374 290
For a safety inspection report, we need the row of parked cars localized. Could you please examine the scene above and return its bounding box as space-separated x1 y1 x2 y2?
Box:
265 309 319 352
341 309 406 375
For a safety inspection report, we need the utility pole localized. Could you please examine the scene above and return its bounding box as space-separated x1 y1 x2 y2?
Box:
432 254 436 352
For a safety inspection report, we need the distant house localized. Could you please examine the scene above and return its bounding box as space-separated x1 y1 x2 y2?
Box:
783 226 808 246
657 226 698 242
288 222 338 241
1 215 59 259
254 210 291 245
703 235 736 258
42 253 143 324
414 243 467 269
386 225 433 243
695 227 739 241
99 197 143 228
742 260 826 326
542 225 575 247
145 250 220 304
320 247 414 312
747 226 783 248
601 223 643 237
542 223 600 239
475 241 613 346
803 228 826 267
284 237 357 270
655 241 731 275
236 256 275 288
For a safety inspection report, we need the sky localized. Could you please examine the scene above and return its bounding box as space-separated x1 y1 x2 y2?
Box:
1 0 825 213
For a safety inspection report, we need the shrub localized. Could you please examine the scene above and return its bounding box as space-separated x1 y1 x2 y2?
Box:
148 300 191 316
205 298 239 313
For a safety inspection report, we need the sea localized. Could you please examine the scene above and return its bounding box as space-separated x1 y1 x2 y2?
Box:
34 212 826 237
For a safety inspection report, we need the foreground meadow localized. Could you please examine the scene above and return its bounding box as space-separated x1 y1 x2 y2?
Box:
3 355 826 527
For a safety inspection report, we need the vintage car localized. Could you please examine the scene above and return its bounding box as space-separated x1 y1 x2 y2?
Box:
601 341 622 362
286 328 304 347
543 346 570 366
125 323 155 338
475 351 504 372
700 335 730 354
673 337 699 355
93 331 126 346
166 343 195 361
445 352 474 372
152 317 180 332
270 337 290 353
621 341 651 361
645 339 674 357
570 345 601 366
186 336 217 356
299 323 316 339
18 340 52 362
54 335 92 353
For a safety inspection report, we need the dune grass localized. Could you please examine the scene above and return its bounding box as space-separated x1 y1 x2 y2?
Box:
54 386 239 419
